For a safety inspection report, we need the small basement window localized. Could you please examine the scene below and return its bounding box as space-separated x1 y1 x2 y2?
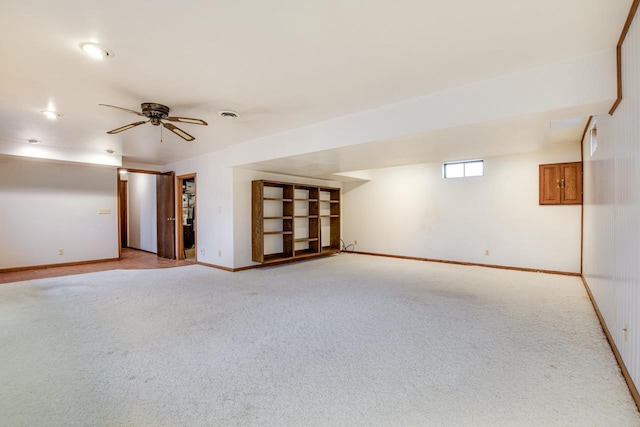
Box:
590 120 598 157
443 159 484 178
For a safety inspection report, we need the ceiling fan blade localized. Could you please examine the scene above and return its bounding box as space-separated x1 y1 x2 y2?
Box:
99 104 145 117
107 121 147 134
163 122 195 141
165 116 208 126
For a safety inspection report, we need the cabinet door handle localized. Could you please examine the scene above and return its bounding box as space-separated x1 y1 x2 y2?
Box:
556 180 561 189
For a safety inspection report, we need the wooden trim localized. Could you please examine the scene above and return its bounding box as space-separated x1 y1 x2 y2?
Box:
579 117 591 275
176 173 197 261
196 261 263 272
232 265 261 272
117 167 162 175
610 46 623 115
117 171 122 259
580 116 594 144
0 258 120 274
609 0 640 115
198 252 340 273
580 276 640 412
124 247 157 255
117 167 165 260
196 261 235 272
351 251 580 276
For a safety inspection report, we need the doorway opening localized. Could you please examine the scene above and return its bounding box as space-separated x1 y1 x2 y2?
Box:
177 174 196 262
118 179 128 248
117 168 176 260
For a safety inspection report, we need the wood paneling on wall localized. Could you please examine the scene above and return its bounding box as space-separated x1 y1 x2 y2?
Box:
583 5 640 400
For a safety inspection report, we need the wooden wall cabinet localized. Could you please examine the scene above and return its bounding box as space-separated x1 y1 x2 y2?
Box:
539 162 582 205
252 180 341 264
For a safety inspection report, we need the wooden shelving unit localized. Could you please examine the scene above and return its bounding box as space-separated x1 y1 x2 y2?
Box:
252 180 341 264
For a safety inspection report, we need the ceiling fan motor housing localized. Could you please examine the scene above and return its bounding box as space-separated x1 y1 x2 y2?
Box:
142 102 170 125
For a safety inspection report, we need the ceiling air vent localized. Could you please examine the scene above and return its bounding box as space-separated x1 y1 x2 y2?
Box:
218 110 239 119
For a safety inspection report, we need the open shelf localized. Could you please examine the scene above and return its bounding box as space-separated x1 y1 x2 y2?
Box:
263 252 293 262
295 237 319 243
253 180 340 264
322 246 340 254
295 248 323 257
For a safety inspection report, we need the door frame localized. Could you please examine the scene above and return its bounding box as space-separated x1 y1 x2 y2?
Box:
118 179 128 249
117 168 175 259
176 173 197 261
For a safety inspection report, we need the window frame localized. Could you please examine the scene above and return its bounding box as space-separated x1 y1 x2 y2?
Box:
589 120 598 157
442 159 484 179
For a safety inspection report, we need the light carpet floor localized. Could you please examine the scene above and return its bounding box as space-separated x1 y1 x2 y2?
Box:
1 254 638 426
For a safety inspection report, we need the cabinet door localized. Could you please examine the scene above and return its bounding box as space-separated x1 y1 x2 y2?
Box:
539 164 561 205
561 162 582 204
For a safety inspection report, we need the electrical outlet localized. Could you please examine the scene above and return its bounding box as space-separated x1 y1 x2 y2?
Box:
200 248 205 255
58 248 64 255
624 323 629 342
485 249 490 256
218 250 222 257
354 240 358 245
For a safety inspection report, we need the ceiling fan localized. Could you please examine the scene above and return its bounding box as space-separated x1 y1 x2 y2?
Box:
99 103 208 141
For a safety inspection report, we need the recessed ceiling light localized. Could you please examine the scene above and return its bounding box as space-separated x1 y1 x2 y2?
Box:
27 138 40 144
218 110 239 119
79 42 114 60
41 110 62 120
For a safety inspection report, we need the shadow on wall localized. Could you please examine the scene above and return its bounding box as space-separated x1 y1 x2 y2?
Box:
342 181 369 193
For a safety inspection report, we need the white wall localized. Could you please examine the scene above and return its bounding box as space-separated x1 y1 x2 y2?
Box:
583 7 640 394
0 158 118 269
342 143 582 273
126 173 157 253
164 149 341 269
164 151 235 268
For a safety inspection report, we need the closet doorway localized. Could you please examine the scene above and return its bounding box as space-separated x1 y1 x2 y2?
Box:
177 174 197 262
117 169 176 260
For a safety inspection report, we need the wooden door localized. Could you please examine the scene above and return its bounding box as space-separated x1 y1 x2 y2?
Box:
156 172 176 259
118 180 128 248
539 164 561 205
539 162 583 205
561 162 583 204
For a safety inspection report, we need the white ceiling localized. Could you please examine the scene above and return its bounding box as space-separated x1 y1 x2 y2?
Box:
0 0 632 171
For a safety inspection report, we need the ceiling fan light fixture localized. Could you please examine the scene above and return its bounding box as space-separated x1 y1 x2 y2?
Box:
41 110 62 120
79 42 114 60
